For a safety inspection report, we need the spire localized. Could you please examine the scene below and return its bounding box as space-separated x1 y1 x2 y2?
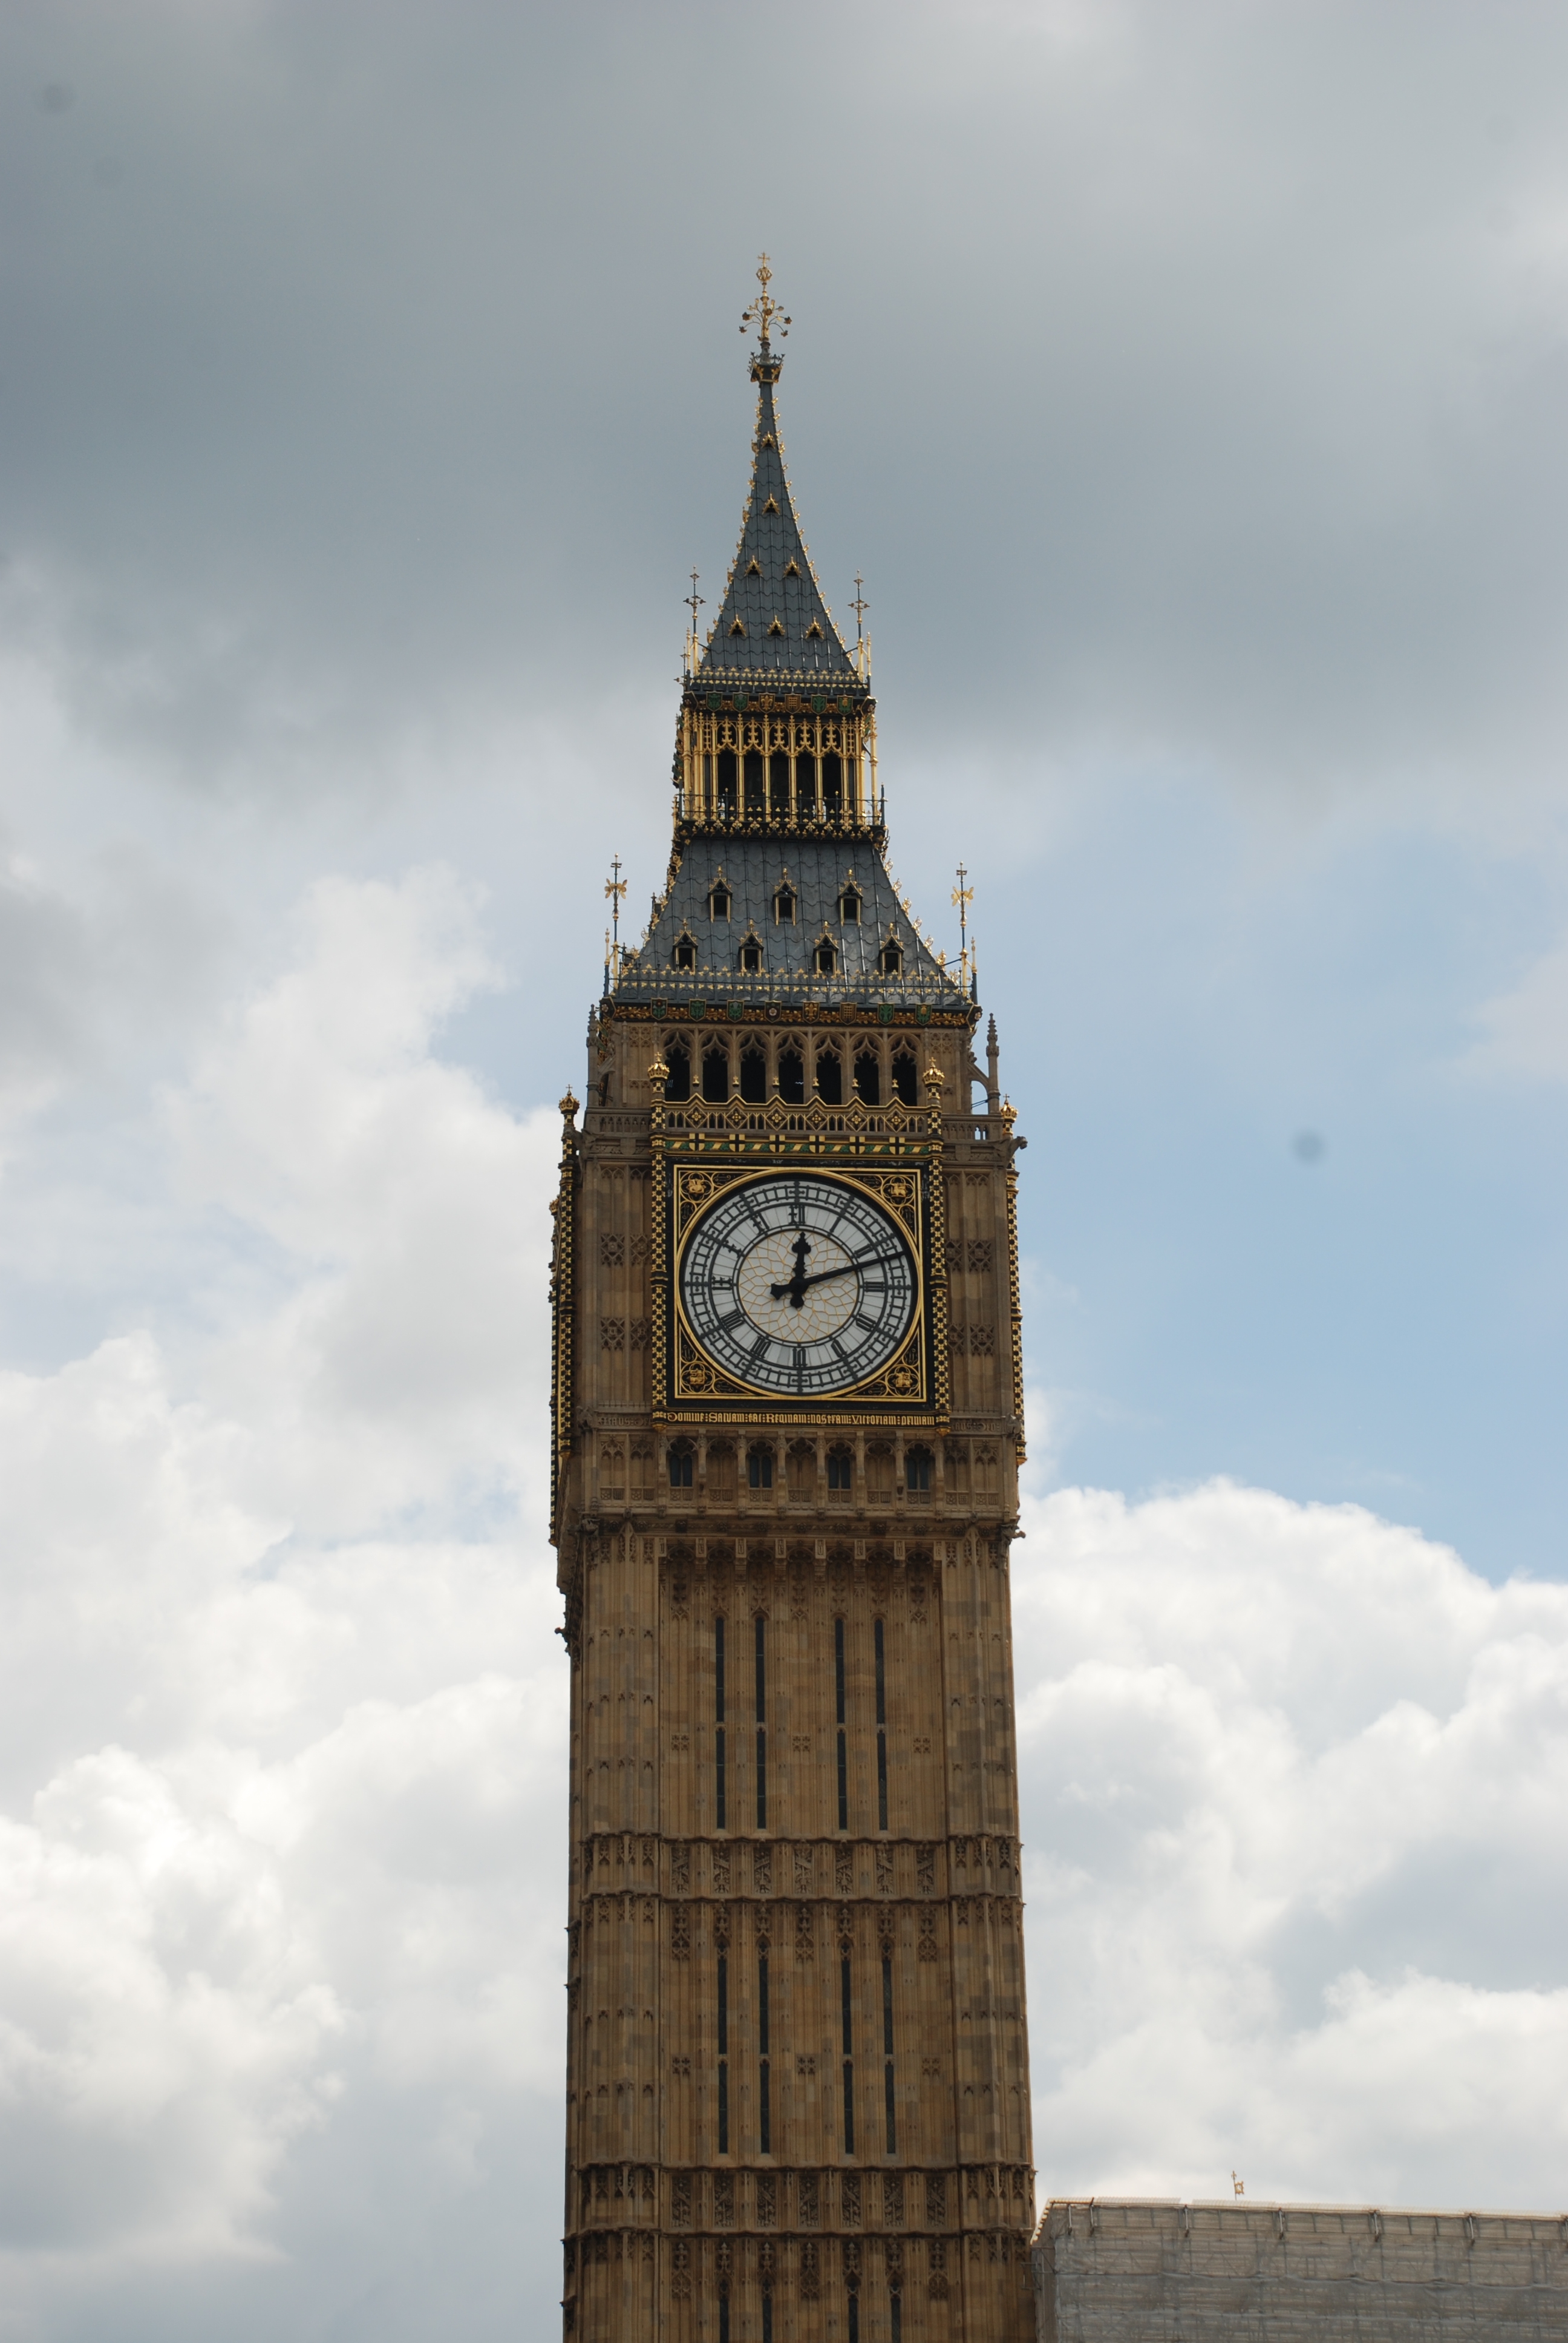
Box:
696 258 861 690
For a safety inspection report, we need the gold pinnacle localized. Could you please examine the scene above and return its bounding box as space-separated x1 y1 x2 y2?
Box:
740 255 791 349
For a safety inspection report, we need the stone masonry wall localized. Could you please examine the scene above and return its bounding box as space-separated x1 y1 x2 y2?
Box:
1032 2197 1568 2343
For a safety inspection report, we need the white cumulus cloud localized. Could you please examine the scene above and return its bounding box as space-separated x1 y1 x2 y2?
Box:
1017 1478 1568 2210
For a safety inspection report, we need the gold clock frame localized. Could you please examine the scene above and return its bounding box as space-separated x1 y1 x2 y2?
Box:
646 1053 952 1429
668 1164 929 1413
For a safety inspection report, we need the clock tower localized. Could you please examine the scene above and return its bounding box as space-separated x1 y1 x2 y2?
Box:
552 262 1036 2343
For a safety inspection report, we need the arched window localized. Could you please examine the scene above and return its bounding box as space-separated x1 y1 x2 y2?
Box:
739 939 763 974
668 1440 694 1490
822 752 843 816
827 1447 853 1491
854 1050 881 1106
702 1046 730 1103
778 1044 805 1105
739 1043 766 1103
879 939 903 976
815 1046 843 1106
795 754 818 816
838 887 861 925
665 1039 691 1101
906 1446 933 1493
716 750 737 816
773 885 796 925
814 939 837 976
769 752 790 817
743 751 765 813
747 1446 774 1491
891 1050 918 1106
673 934 697 971
709 883 731 921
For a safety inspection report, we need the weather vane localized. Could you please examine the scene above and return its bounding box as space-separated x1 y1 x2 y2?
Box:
851 574 869 646
740 254 791 350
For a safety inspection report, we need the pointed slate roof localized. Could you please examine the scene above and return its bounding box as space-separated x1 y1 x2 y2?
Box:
613 837 970 1015
697 355 861 689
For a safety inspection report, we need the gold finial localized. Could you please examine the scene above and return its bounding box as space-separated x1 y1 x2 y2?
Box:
849 574 871 680
559 1089 579 1122
1232 2172 1245 2197
684 569 704 670
740 254 790 350
648 1054 670 1089
952 863 973 955
604 854 626 945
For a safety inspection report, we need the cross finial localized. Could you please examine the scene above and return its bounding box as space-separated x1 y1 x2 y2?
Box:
740 254 790 350
851 574 869 643
604 854 626 953
685 569 704 631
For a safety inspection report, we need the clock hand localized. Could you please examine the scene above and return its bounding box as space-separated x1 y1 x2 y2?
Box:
769 1229 812 1311
769 1252 905 1302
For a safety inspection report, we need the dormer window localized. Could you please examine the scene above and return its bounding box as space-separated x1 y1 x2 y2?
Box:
746 557 762 576
763 496 779 514
760 433 775 449
709 883 731 920
729 617 746 637
838 887 861 924
773 885 796 925
784 559 800 577
805 620 823 639
672 934 697 971
879 937 903 975
739 939 763 974
768 616 785 636
814 938 838 975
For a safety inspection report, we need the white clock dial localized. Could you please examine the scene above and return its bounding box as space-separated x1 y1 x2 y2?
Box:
679 1174 917 1397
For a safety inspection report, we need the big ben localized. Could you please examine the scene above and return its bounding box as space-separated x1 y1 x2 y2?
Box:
551 262 1036 2342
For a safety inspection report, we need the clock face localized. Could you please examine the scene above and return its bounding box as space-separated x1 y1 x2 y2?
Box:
678 1173 919 1398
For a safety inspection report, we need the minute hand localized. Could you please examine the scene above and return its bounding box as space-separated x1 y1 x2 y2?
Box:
769 1253 906 1299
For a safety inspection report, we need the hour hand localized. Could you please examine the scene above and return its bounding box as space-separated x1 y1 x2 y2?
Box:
768 1230 813 1306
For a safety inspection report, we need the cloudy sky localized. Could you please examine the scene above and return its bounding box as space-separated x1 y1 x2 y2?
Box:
2 1 1567 2333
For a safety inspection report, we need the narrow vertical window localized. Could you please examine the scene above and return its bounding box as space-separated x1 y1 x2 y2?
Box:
762 2298 774 2343
717 1951 729 2154
883 1953 897 2154
714 1617 727 1832
719 2297 731 2343
758 1950 771 2154
890 2296 901 2343
840 1953 855 2154
835 1616 848 1832
847 2296 860 2343
875 1617 889 1832
755 1613 767 1831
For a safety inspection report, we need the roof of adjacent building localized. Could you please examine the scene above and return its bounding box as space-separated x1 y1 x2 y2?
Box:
694 354 864 693
612 836 970 1015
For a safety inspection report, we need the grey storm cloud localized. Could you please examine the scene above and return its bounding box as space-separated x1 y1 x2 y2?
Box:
2 0 1567 816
